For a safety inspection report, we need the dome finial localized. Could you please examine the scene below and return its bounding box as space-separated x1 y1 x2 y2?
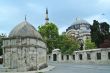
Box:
75 17 80 21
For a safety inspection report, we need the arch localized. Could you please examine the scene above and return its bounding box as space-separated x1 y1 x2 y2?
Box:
108 52 110 59
79 54 82 60
97 53 101 60
53 54 57 61
49 56 51 60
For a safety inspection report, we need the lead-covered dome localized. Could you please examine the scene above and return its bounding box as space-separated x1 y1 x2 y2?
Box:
9 21 42 39
73 19 89 25
66 19 90 31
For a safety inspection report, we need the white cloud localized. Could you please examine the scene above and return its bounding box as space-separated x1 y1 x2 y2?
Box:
59 26 68 34
85 14 110 24
98 0 110 10
0 5 20 16
98 0 110 5
26 3 45 13
0 5 21 35
0 5 20 22
84 0 110 25
1 0 110 35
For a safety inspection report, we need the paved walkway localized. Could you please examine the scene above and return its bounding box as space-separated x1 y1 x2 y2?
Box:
0 65 55 73
1 62 110 73
45 62 110 73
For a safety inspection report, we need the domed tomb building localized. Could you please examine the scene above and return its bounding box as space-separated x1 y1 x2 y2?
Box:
66 19 91 49
2 21 47 71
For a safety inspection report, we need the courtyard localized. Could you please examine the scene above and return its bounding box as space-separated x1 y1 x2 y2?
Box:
45 62 110 73
0 62 110 73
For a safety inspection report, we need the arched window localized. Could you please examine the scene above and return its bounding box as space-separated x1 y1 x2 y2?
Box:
97 53 101 60
87 53 91 60
66 55 69 60
53 54 57 61
61 55 64 60
73 55 75 60
49 56 51 60
79 54 82 60
108 52 110 59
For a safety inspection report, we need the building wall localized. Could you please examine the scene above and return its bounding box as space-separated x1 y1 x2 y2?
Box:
48 48 110 64
2 38 47 72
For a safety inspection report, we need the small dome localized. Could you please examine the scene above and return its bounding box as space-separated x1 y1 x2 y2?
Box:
9 21 42 39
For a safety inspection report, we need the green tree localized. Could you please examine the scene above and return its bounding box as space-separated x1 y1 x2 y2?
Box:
57 35 80 54
0 38 2 56
38 22 59 53
85 38 96 49
90 20 110 48
0 34 5 56
90 20 101 47
100 22 109 39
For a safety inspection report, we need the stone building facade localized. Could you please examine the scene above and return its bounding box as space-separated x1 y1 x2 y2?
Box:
2 21 47 72
48 48 110 64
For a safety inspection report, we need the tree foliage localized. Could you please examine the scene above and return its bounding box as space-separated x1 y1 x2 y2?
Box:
85 38 96 49
0 34 5 56
56 35 79 54
38 22 59 53
100 22 109 39
90 20 110 48
0 38 2 56
90 20 100 47
38 22 79 54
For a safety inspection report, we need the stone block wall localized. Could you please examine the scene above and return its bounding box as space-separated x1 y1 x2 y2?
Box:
2 38 47 72
48 48 110 64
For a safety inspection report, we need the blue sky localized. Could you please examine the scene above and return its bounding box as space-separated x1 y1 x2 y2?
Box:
0 0 110 35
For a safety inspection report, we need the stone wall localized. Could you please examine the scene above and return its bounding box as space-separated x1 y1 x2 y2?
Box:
2 38 47 72
48 48 110 64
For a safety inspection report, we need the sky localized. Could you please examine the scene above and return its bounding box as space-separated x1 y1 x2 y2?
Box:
0 0 110 35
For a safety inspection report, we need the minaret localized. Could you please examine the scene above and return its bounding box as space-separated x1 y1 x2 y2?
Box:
45 8 49 23
25 15 27 21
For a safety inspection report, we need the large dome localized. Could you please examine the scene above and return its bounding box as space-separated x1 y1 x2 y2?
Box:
9 21 42 39
66 19 90 31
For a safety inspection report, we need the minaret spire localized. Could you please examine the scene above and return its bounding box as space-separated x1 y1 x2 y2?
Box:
46 8 48 14
45 8 49 24
25 15 27 21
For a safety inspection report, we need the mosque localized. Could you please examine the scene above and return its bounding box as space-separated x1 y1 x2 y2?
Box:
0 8 110 72
47 14 110 64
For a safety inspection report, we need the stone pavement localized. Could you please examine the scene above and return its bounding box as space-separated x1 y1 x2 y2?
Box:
0 65 55 73
1 62 110 73
45 62 110 73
